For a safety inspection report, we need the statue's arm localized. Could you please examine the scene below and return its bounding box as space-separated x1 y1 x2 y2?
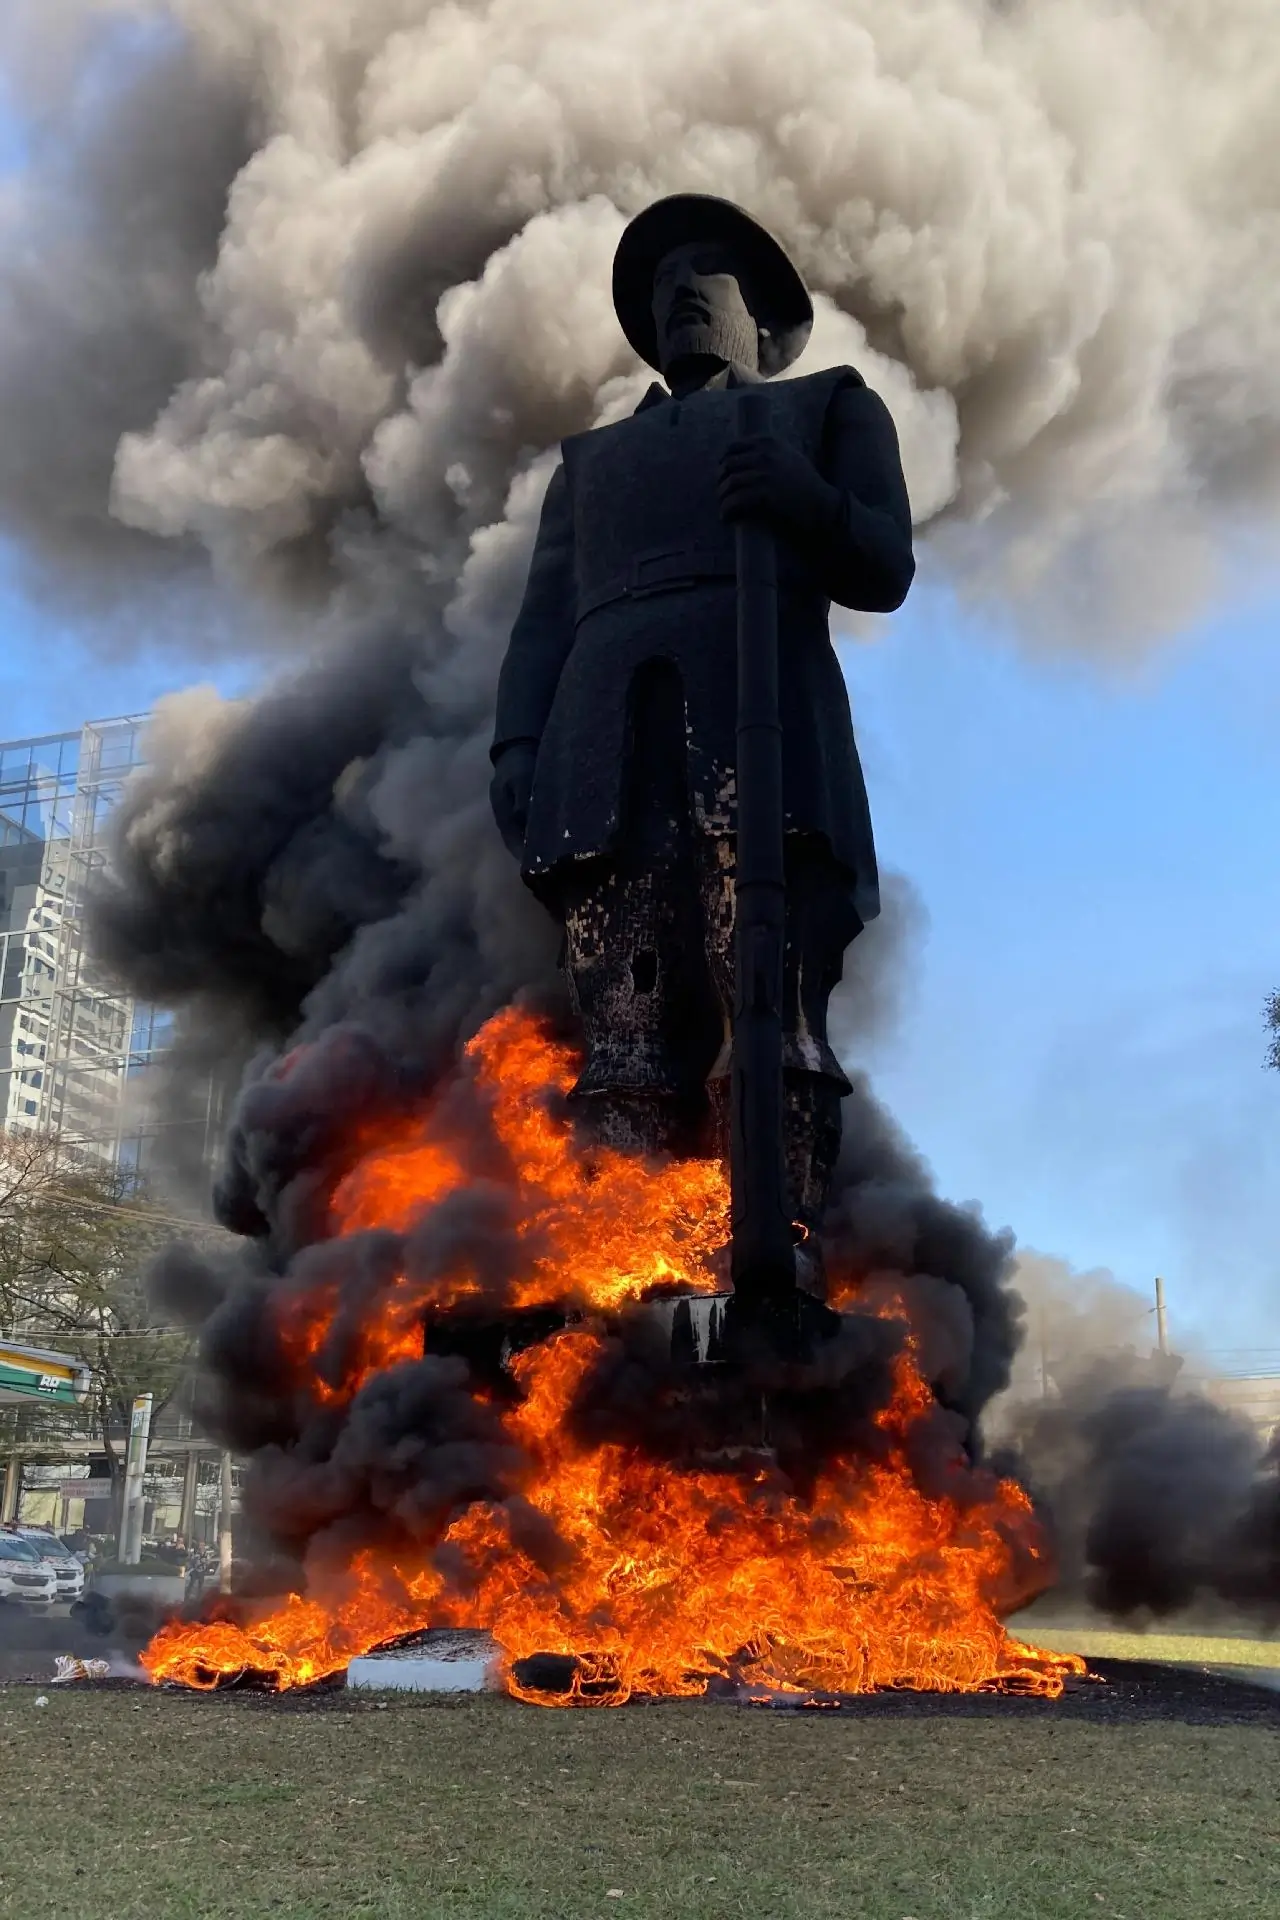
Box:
809 381 916 614
491 462 577 760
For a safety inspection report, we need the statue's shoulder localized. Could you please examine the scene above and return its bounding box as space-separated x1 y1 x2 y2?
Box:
786 364 866 398
770 366 867 448
770 366 867 428
561 387 663 462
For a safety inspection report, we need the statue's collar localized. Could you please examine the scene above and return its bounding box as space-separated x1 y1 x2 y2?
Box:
636 363 765 411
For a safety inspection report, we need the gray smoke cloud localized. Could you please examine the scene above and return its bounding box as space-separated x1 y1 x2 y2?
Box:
829 871 928 1063
3 0 1278 643
989 1255 1280 1626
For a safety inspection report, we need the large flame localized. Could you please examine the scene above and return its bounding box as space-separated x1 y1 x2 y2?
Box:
142 1008 1082 1702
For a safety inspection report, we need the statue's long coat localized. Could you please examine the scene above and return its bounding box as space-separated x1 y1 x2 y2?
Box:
492 364 914 929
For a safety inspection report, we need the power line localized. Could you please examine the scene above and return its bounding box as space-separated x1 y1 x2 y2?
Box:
2 1324 194 1339
7 1188 230 1237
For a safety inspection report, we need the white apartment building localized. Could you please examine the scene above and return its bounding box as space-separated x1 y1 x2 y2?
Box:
0 716 213 1171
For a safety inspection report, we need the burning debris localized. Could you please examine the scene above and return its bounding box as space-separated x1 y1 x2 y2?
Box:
137 1009 1080 1704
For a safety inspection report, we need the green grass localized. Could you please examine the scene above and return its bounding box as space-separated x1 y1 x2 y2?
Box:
1016 1624 1280 1673
1 1691 1277 1919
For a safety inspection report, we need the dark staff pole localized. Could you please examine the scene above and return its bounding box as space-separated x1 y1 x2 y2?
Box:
730 387 797 1305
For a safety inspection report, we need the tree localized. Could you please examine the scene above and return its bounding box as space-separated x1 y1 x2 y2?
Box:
1266 991 1280 1073
0 1132 196 1524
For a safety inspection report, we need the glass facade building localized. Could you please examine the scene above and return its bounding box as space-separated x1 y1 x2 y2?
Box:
0 716 217 1171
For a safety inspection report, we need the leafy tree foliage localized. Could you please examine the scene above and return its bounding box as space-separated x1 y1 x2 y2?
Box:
0 1133 194 1493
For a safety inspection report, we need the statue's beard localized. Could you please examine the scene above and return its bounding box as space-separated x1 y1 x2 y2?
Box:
661 308 759 378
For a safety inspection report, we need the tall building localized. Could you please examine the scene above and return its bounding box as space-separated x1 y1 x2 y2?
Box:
0 715 216 1172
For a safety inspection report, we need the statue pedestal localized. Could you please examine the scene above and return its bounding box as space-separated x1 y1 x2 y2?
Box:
346 1628 499 1693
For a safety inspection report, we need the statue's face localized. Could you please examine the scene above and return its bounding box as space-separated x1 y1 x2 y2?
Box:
651 241 760 378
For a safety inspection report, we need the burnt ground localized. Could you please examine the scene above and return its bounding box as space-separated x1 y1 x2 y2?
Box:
1 1602 1278 1727
3 1623 1278 1727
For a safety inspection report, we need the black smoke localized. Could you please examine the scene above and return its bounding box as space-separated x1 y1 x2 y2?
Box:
999 1354 1280 1628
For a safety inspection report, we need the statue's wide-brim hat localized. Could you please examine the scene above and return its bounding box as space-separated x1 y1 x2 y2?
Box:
612 193 813 377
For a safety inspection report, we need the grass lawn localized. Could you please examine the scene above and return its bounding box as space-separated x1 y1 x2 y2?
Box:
1 1688 1277 1919
1011 1624 1280 1676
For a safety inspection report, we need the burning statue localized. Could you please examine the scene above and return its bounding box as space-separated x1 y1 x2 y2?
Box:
126 204 1083 1705
489 194 915 1323
15 2 1278 1707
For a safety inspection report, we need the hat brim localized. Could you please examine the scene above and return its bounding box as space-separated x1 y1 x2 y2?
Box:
612 194 813 378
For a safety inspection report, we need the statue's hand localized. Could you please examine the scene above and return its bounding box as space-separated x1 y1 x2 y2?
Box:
489 740 538 859
718 434 838 533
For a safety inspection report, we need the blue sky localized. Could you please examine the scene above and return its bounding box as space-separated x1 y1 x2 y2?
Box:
4 547 1276 1357
840 583 1280 1355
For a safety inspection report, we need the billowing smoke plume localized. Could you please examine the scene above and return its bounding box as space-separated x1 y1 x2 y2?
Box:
990 1255 1280 1626
8 0 1278 1097
90 635 563 1228
3 0 1278 640
1 3 1277 1623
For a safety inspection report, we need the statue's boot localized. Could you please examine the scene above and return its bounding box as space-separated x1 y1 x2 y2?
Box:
783 1069 846 1297
700 827 861 1300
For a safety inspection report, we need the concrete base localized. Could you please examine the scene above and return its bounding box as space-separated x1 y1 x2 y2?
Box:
346 1628 500 1693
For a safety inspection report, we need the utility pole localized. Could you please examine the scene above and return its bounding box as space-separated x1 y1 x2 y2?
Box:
218 1450 234 1594
119 1393 153 1564
179 1449 200 1543
1154 1276 1169 1356
1 1453 21 1525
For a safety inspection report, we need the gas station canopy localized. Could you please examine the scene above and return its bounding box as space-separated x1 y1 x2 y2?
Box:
0 1340 93 1411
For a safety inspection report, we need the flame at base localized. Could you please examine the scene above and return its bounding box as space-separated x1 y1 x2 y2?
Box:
143 1334 1081 1701
141 1010 1084 1703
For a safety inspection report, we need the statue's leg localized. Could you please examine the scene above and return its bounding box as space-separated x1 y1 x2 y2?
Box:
561 857 704 1155
700 829 860 1293
697 829 736 1168
562 663 719 1158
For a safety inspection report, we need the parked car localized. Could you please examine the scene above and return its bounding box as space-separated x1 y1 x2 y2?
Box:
0 1535 59 1611
8 1527 86 1603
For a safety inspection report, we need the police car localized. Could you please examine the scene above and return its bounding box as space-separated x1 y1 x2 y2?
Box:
8 1527 86 1603
0 1533 59 1610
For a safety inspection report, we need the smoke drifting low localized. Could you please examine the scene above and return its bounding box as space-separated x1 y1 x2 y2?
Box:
990 1256 1280 1626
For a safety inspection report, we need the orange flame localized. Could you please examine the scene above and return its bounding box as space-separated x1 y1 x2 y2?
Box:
141 1008 1082 1702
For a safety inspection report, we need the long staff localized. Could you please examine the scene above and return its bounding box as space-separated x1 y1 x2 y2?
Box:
729 388 796 1306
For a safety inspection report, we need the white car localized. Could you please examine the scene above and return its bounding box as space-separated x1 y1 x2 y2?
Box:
0 1535 59 1610
10 1528 86 1603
